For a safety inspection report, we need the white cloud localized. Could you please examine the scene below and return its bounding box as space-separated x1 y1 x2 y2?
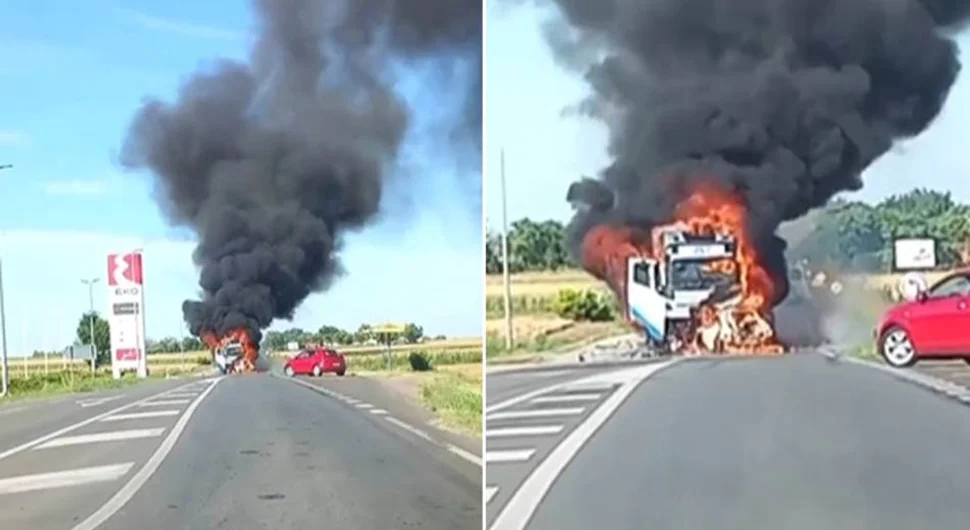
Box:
113 8 244 41
42 178 119 197
0 130 28 146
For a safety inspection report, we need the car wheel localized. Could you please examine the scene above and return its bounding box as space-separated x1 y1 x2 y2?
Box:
312 365 322 377
336 369 346 377
879 326 918 368
284 365 295 377
963 358 970 366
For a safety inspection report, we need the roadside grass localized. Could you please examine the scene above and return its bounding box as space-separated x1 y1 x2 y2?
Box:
848 345 882 363
346 348 481 373
420 364 482 437
485 320 631 364
2 368 198 402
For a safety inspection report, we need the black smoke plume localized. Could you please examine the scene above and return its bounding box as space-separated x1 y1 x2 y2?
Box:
119 0 481 344
544 0 970 312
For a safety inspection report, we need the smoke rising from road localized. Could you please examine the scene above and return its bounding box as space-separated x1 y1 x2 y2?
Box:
120 0 481 343
541 0 970 315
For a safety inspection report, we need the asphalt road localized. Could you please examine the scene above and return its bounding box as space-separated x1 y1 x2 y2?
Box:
0 374 480 529
0 378 191 454
487 353 970 530
486 364 636 407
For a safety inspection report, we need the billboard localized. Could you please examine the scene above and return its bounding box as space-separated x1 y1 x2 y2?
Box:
106 251 147 379
893 238 937 271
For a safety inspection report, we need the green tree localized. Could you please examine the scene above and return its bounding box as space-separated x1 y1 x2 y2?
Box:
75 311 110 365
485 228 502 274
318 325 354 345
403 323 424 343
181 336 203 351
354 324 373 343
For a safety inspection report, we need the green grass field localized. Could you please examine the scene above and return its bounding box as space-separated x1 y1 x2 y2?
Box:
419 363 482 436
8 337 481 374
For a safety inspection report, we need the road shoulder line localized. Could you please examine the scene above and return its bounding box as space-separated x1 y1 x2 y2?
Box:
70 377 222 530
276 374 483 467
489 360 676 530
836 353 970 403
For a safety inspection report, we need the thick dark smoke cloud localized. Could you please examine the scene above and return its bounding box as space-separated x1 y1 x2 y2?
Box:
120 0 480 343
545 0 970 309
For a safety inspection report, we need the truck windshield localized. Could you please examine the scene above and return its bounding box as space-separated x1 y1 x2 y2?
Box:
670 259 737 290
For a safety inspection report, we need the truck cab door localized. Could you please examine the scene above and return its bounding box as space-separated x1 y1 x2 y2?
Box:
627 257 668 342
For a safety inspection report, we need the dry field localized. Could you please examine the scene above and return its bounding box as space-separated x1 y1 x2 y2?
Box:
485 270 606 298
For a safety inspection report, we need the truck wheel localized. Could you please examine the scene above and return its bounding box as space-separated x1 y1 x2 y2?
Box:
312 365 322 377
284 365 295 377
336 369 346 377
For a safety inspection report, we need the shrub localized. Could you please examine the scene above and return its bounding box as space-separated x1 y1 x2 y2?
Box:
408 352 433 371
552 289 615 322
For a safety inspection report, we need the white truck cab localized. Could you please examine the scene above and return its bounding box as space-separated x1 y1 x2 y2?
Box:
626 229 739 351
214 341 244 374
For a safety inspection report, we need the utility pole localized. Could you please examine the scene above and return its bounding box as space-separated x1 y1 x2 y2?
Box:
0 257 8 397
0 164 12 397
500 149 514 349
81 278 100 374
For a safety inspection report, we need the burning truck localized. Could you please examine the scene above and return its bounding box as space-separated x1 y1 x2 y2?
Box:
572 181 784 356
203 329 259 375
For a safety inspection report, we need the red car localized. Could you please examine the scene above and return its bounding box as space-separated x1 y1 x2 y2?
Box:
283 347 346 377
876 269 970 367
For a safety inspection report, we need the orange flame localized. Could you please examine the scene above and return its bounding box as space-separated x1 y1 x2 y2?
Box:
202 328 259 373
580 181 783 355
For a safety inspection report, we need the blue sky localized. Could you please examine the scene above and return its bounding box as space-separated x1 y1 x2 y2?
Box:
484 3 970 228
0 0 482 355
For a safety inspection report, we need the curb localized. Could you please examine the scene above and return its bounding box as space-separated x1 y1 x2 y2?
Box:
487 333 642 373
823 348 970 405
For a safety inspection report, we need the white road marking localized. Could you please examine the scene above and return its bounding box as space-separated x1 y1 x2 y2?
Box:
559 380 619 392
355 402 374 409
486 486 499 504
531 393 602 404
0 463 134 496
446 443 483 467
0 381 208 462
486 425 564 438
508 369 576 379
385 417 436 443
35 428 167 449
490 361 675 530
76 395 126 408
277 374 483 467
138 399 190 407
486 449 535 463
487 408 585 421
71 379 221 530
161 393 197 399
487 370 628 414
100 410 180 422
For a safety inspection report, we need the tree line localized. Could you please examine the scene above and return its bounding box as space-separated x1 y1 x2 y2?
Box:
39 314 438 363
486 189 970 275
485 218 574 274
